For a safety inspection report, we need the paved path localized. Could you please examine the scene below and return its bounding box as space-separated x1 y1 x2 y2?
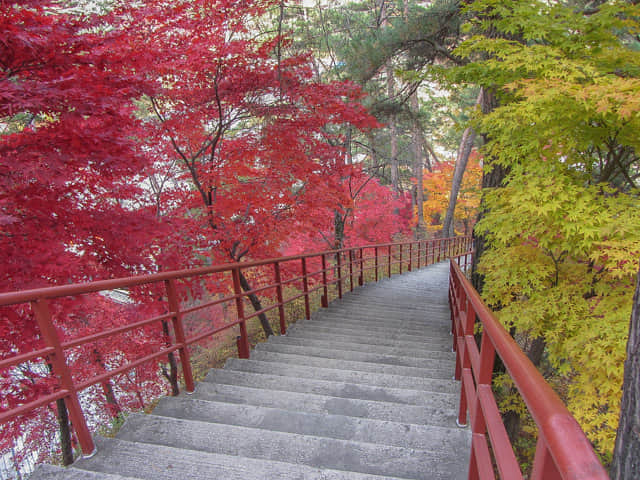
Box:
32 261 470 480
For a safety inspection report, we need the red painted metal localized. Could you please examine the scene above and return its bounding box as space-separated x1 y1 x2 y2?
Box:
348 249 355 291
0 237 469 460
448 258 609 480
408 243 413 272
374 246 379 282
31 299 96 456
301 257 311 320
165 279 195 393
231 268 250 360
274 262 287 333
321 255 329 308
336 251 343 298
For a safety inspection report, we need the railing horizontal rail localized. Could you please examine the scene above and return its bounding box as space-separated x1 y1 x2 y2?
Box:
0 240 434 305
449 258 609 480
74 345 181 391
60 312 174 350
1 236 471 462
0 346 55 370
0 390 70 424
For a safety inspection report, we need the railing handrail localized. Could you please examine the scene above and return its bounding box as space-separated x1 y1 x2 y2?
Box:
449 259 609 480
1 239 445 306
1 236 472 463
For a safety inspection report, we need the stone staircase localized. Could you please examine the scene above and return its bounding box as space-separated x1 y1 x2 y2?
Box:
31 262 470 480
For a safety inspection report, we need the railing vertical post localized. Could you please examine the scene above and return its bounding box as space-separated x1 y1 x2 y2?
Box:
470 333 496 435
408 243 413 272
348 249 354 291
456 294 475 426
424 241 427 265
530 434 563 480
321 254 329 308
273 262 287 334
358 248 364 286
388 245 392 278
336 252 343 299
417 241 422 268
374 246 379 282
31 299 95 456
426 241 430 265
399 244 403 274
301 257 311 320
165 279 194 393
231 268 250 359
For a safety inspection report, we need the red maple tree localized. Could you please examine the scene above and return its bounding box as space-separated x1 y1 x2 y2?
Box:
1 0 409 471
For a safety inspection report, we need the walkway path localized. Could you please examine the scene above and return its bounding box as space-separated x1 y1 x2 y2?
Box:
32 262 470 480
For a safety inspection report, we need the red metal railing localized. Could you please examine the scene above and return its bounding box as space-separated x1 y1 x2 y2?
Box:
0 236 471 458
449 258 609 480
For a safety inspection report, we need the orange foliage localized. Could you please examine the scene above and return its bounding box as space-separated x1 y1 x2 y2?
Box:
420 152 482 236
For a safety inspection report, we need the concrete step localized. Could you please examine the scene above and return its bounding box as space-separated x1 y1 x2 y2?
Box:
255 341 456 370
223 358 458 393
287 322 452 345
29 465 140 480
191 381 458 427
116 414 467 480
307 314 450 334
74 437 410 480
267 334 455 359
284 329 452 352
202 368 458 406
314 310 449 326
322 303 449 319
250 349 453 379
153 396 469 451
328 294 450 307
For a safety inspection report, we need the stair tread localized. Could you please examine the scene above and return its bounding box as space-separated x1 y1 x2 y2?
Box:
250 349 454 378
28 465 141 480
223 358 458 393
74 437 414 480
204 367 459 404
116 413 469 479
255 342 456 369
289 321 451 339
285 326 452 349
191 381 459 426
153 396 469 451
267 335 456 359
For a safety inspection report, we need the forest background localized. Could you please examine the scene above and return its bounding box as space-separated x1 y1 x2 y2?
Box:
1 0 639 479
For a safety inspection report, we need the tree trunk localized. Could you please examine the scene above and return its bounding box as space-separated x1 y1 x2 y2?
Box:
411 93 425 238
93 349 121 417
442 88 483 239
470 89 505 293
47 362 74 465
386 64 400 194
238 270 275 337
55 398 74 466
504 335 546 440
367 130 379 169
160 319 180 396
442 126 476 238
334 209 345 250
389 115 400 193
610 264 640 479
